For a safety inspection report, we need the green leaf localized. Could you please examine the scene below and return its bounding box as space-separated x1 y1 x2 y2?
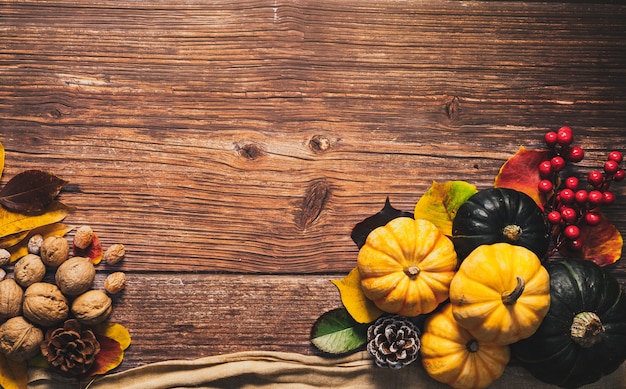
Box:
310 308 368 354
413 181 477 236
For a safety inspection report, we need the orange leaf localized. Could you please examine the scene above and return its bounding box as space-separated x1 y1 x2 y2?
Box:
330 268 383 324
495 147 552 207
73 234 103 265
85 323 131 377
0 353 28 389
560 211 623 266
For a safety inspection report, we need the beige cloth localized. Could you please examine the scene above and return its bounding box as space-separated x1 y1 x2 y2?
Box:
27 351 626 389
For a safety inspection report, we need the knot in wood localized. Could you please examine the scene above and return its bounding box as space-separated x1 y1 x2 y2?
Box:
309 135 331 153
296 179 331 230
237 143 264 160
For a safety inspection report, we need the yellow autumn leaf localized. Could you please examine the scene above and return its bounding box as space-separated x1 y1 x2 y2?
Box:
0 353 28 389
331 267 383 324
7 223 74 262
94 322 132 350
0 141 4 179
0 201 72 239
414 180 477 236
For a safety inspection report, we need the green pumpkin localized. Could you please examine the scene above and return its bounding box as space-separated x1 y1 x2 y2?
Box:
511 259 626 388
452 187 549 260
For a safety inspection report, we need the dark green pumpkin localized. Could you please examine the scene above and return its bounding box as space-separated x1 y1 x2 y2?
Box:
511 259 626 389
452 187 549 260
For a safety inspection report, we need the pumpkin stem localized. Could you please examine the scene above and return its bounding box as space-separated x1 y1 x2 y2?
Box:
466 339 479 353
570 311 605 348
503 224 523 242
404 266 420 279
501 276 525 305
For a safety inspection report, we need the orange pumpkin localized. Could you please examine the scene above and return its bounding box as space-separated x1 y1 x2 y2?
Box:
357 217 457 316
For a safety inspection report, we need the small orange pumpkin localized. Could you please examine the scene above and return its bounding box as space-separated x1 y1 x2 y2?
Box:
449 243 550 345
357 217 457 317
421 304 510 389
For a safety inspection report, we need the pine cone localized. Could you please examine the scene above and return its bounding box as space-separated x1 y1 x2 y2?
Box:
40 319 101 376
367 315 420 369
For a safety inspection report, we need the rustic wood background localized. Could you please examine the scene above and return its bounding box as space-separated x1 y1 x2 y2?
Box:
2 0 626 376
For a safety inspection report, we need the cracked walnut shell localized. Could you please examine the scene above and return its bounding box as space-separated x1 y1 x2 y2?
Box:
71 290 112 326
55 256 96 296
0 279 23 321
0 316 44 361
23 282 69 327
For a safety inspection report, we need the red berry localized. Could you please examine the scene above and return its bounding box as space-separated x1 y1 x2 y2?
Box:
544 131 558 147
588 190 603 205
556 126 574 146
538 180 553 193
551 156 566 172
560 207 577 224
603 191 615 205
564 225 580 240
547 211 562 224
568 239 583 251
585 212 601 226
568 146 585 162
587 170 604 187
608 151 623 164
559 188 575 204
614 169 625 181
574 190 588 204
604 160 620 175
539 160 553 178
564 176 579 190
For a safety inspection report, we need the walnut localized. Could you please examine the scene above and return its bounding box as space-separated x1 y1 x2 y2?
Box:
0 268 5 281
0 248 10 267
40 236 69 267
23 282 69 327
71 290 112 326
0 279 24 321
28 234 44 255
14 254 46 288
0 316 44 361
103 243 125 265
73 226 94 250
104 272 126 294
55 257 95 296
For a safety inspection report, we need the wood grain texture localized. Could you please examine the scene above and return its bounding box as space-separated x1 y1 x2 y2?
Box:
1 0 626 374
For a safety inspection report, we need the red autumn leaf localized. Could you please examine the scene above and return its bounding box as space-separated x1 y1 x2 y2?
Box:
83 323 131 377
73 234 103 265
494 147 552 207
0 170 68 214
560 211 623 266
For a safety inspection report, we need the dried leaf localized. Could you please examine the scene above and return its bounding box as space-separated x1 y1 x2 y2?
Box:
351 198 413 248
494 147 552 207
0 142 4 180
560 211 623 266
73 233 103 265
0 353 28 389
310 308 368 354
413 181 477 236
0 230 30 249
86 322 131 377
0 201 72 239
6 223 74 262
330 268 383 324
0 170 68 214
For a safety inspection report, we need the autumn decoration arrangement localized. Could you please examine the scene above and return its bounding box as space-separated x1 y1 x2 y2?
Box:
0 142 131 389
311 127 626 389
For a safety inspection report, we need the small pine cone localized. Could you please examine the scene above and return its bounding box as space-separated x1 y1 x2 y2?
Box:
367 315 421 369
40 319 101 376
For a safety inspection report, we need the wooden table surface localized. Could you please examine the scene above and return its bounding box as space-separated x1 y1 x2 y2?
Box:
2 0 626 376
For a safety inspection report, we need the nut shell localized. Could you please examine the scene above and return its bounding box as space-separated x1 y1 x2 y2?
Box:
103 243 125 265
55 257 96 296
40 236 69 267
104 272 127 294
0 316 44 361
23 282 69 327
14 254 46 288
0 279 24 321
0 248 10 267
71 290 112 325
73 226 95 250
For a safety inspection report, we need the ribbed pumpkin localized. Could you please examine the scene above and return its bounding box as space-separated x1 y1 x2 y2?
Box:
449 243 550 345
512 259 626 389
421 304 510 389
357 217 457 317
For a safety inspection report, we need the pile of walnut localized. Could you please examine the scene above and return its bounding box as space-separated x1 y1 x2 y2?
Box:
0 226 126 362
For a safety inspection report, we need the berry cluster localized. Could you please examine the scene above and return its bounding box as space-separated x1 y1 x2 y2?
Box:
538 126 624 252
